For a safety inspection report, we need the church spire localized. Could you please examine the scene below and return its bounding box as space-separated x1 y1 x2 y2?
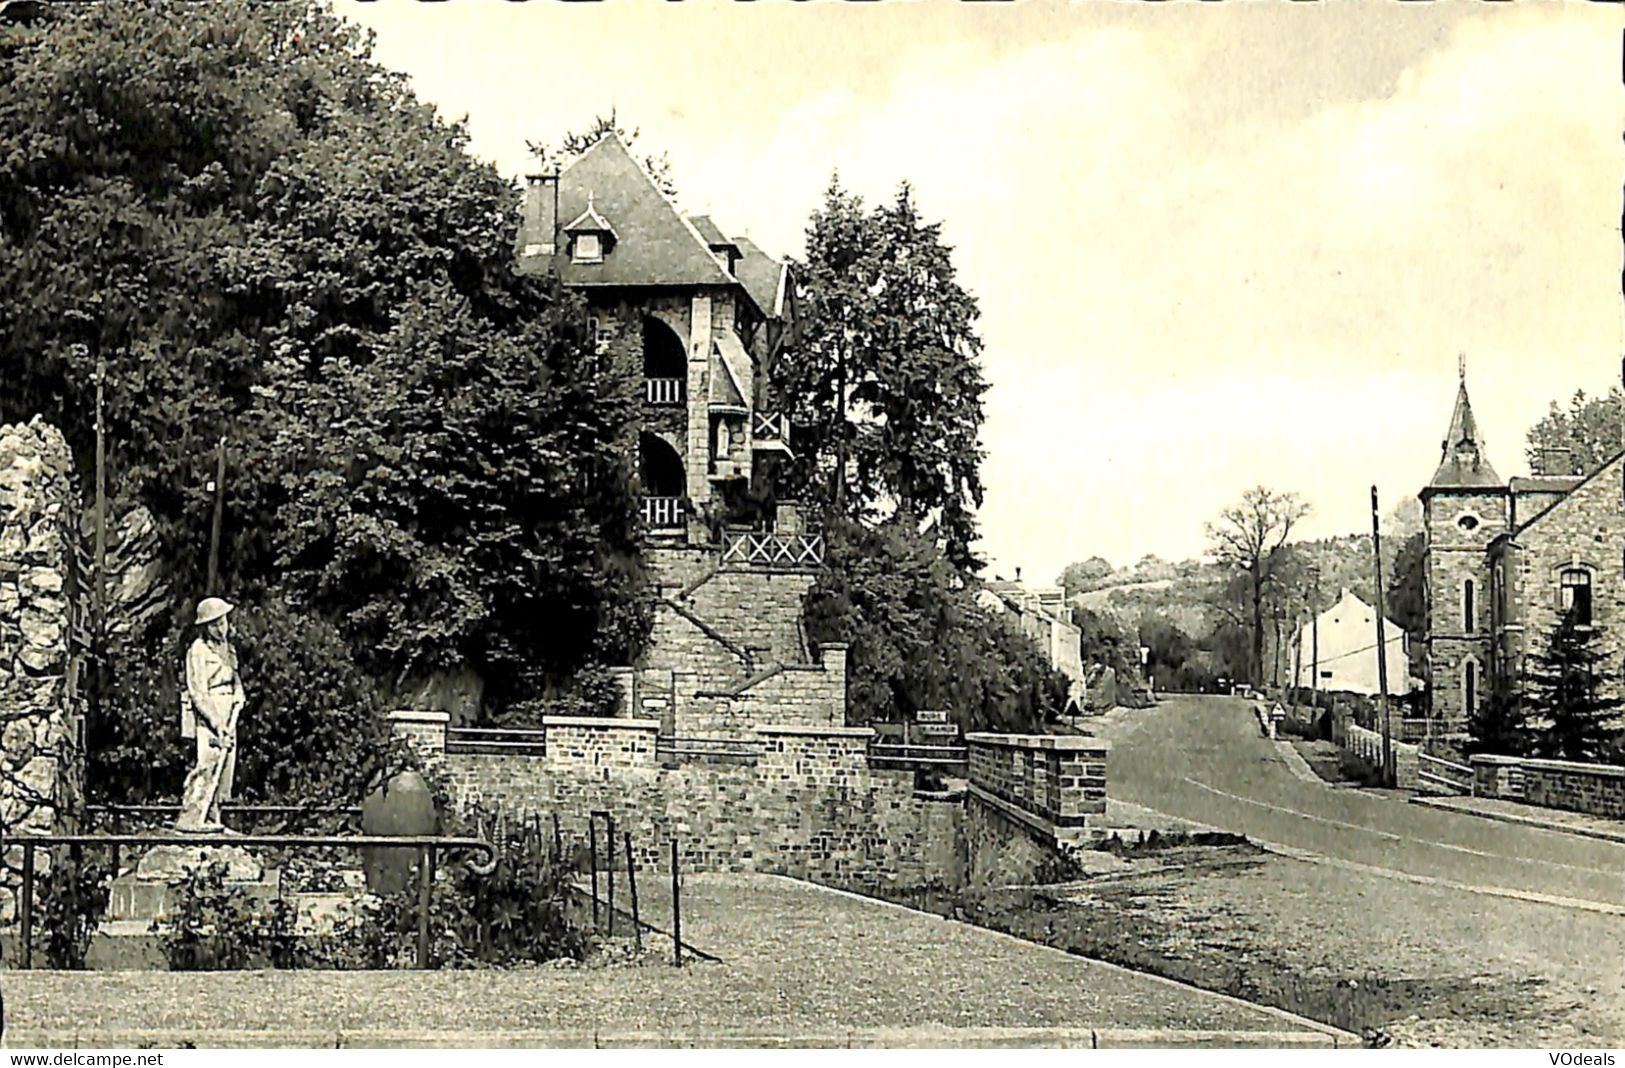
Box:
1427 359 1501 491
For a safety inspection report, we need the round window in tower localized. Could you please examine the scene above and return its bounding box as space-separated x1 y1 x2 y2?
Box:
1458 514 1480 532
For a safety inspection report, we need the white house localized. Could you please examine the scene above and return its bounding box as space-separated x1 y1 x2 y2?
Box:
977 581 1086 710
1289 588 1412 696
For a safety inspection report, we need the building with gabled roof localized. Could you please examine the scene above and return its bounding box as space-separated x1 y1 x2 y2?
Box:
515 134 838 739
1420 364 1625 738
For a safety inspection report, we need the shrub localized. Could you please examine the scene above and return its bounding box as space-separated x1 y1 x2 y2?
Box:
151 861 300 971
32 848 114 970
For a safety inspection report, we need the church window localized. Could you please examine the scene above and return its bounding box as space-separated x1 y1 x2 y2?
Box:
1462 579 1475 632
1458 514 1479 532
1464 659 1478 718
1561 568 1593 626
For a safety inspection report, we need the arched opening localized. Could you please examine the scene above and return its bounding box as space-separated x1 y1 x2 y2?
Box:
639 432 685 530
1463 658 1478 720
642 316 687 405
1462 579 1475 633
1560 568 1593 626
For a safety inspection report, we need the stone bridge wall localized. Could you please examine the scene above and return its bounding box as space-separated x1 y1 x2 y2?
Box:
1471 754 1625 819
0 419 88 920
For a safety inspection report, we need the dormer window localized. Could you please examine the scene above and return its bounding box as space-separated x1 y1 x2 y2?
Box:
574 233 603 264
564 191 617 265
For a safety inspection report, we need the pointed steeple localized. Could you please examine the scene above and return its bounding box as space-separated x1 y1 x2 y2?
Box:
1427 359 1501 491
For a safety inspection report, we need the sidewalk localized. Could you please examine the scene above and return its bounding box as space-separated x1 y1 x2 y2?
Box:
4 873 1353 1049
1410 793 1625 844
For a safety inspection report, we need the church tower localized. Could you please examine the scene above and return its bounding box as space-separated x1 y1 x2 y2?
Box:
1419 363 1507 735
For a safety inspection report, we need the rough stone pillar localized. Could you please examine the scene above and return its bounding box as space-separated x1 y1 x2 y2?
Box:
388 709 450 766
0 418 88 921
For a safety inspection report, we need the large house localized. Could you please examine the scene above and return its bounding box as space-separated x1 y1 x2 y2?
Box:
1420 367 1625 736
515 135 842 738
978 580 1086 710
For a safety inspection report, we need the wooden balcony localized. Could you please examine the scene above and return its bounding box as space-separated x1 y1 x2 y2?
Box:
721 529 825 568
645 378 684 406
642 496 684 531
751 412 792 452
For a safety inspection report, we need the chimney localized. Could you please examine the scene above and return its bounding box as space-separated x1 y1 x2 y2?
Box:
519 173 558 258
1532 446 1574 477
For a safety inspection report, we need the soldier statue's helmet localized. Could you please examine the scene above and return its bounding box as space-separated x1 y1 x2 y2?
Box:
193 597 234 627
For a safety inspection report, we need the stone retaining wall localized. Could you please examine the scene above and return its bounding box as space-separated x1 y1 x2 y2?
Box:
963 732 1108 836
1471 754 1625 819
398 713 964 888
0 419 88 920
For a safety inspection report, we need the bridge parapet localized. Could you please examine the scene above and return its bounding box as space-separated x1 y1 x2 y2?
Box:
964 733 1108 844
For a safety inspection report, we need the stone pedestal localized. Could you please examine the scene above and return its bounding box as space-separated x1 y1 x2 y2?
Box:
107 839 275 923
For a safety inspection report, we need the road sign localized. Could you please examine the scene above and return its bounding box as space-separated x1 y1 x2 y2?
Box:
915 709 949 723
916 722 958 737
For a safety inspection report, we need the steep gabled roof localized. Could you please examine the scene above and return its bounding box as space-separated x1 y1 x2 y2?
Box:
550 135 736 288
733 236 791 321
1426 377 1503 492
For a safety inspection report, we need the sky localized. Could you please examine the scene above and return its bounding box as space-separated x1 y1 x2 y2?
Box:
344 0 1625 585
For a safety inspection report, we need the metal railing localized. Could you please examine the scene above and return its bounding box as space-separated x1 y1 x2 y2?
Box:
869 743 969 771
2 832 496 969
1418 751 1472 795
642 496 684 530
645 378 684 406
720 530 824 567
85 803 363 832
655 735 763 764
446 726 548 756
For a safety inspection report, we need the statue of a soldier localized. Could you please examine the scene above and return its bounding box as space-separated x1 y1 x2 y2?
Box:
176 596 245 832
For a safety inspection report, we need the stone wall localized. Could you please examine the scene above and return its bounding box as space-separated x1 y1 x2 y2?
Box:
964 733 1108 844
1471 754 1625 819
1423 489 1505 731
402 713 962 888
0 419 88 920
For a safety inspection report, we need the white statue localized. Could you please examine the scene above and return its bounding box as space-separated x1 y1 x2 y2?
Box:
176 596 244 832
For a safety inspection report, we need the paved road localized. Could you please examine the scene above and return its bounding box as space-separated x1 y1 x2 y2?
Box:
1100 695 1625 910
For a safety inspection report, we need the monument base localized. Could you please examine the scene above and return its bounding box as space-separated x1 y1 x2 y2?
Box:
107 837 276 923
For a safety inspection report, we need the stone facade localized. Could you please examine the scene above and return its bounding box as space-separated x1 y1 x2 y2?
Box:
0 419 88 920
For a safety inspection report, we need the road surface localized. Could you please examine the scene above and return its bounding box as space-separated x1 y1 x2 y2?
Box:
1100 695 1625 910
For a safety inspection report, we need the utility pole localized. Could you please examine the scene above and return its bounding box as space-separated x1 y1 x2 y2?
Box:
1371 485 1395 787
93 357 108 638
1310 565 1321 705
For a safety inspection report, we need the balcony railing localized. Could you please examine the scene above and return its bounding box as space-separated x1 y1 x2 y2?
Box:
721 530 824 568
751 412 791 449
642 496 684 530
645 378 684 406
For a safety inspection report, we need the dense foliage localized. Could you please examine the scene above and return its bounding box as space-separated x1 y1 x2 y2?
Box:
152 861 303 971
31 849 113 970
1522 616 1624 763
779 179 988 572
1526 387 1622 474
805 518 1067 731
0 1 649 801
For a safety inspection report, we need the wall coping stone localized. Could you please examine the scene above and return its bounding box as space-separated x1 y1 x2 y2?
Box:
1471 754 1625 777
965 732 1111 753
755 724 875 738
388 710 451 725
541 716 662 731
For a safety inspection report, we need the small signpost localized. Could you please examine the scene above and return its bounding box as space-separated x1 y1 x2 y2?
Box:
916 710 948 723
916 722 958 738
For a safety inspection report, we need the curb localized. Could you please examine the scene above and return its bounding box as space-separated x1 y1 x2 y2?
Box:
1 1026 1343 1050
1408 795 1625 845
1272 740 1326 785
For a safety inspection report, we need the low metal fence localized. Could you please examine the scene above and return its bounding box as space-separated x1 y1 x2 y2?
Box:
1 831 495 970
869 743 969 772
445 726 548 756
1417 751 1473 795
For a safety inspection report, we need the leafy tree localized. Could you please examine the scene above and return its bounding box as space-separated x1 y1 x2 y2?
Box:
1 2 649 804
1058 557 1116 596
1524 615 1623 762
1072 607 1139 683
1527 388 1622 474
1204 487 1310 685
780 178 989 571
527 109 677 198
1386 531 1427 645
804 517 1066 732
